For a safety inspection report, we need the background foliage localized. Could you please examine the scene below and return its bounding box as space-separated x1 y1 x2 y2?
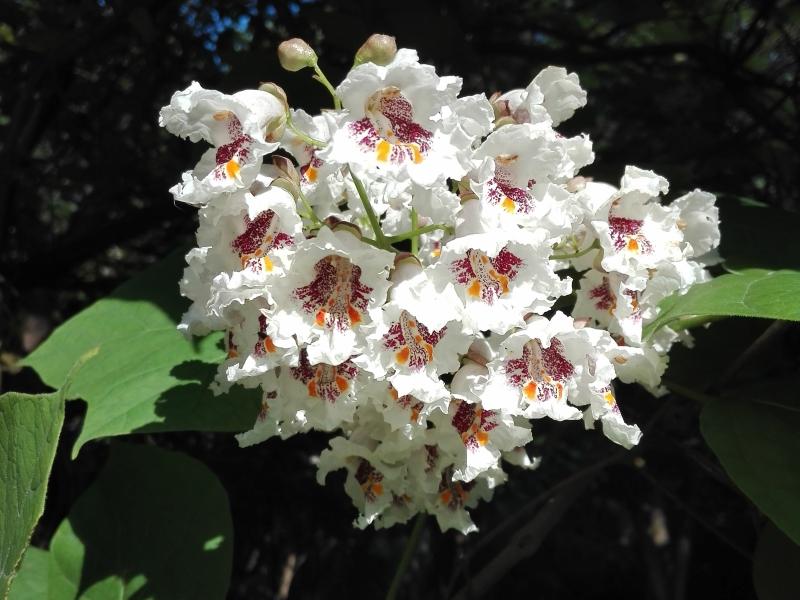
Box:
1 1 799 598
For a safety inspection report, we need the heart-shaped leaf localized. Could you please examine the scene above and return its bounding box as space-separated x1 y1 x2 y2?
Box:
46 443 233 600
701 380 800 544
23 251 260 457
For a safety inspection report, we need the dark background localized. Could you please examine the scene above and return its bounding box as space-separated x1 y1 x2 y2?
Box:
1 0 799 598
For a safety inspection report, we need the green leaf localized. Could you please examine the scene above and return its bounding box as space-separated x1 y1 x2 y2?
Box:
47 443 233 600
0 391 65 597
753 522 800 600
78 578 125 600
644 269 800 339
22 251 260 457
7 547 49 600
701 381 800 544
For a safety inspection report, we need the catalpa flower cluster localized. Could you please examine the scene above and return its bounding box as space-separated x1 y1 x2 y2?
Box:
159 35 720 534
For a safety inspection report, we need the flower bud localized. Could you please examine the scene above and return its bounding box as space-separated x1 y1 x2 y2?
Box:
391 252 422 281
592 248 606 272
354 34 397 66
489 91 509 120
565 176 588 193
258 82 289 112
270 176 300 199
277 38 317 72
331 220 362 240
265 115 286 142
465 338 492 367
457 177 477 202
493 116 516 129
272 155 300 187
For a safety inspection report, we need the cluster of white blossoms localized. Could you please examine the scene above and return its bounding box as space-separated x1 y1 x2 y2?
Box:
159 35 720 534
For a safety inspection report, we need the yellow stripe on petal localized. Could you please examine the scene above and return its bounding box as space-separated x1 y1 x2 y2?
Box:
376 139 391 162
407 143 423 164
225 159 241 179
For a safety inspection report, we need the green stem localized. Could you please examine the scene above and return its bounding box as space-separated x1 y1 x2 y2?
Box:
313 65 342 109
385 514 426 600
643 314 726 341
664 314 726 332
349 168 389 249
360 236 383 249
286 113 327 148
387 223 453 244
410 208 419 255
298 189 322 226
550 240 600 261
663 378 717 404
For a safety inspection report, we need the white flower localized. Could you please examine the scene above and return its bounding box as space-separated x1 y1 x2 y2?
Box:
320 49 492 186
480 312 616 421
671 189 721 260
592 167 682 281
451 357 491 405
159 82 285 205
369 381 428 439
469 123 564 225
216 301 298 388
533 66 588 126
430 398 532 482
493 80 550 126
429 231 570 334
582 385 642 448
235 373 309 447
317 436 406 528
606 343 667 395
177 176 303 335
409 182 460 225
278 348 363 430
424 465 500 534
361 300 472 407
573 269 643 344
270 226 394 365
494 66 587 127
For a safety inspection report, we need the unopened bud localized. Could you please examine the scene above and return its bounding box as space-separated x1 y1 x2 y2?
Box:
465 339 491 367
331 220 362 240
277 38 317 72
565 176 588 193
489 91 510 120
457 177 477 203
259 82 289 111
390 253 422 288
494 116 515 129
270 177 300 199
265 115 286 142
573 317 591 330
354 34 397 66
272 155 300 187
592 248 605 272
393 252 419 267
